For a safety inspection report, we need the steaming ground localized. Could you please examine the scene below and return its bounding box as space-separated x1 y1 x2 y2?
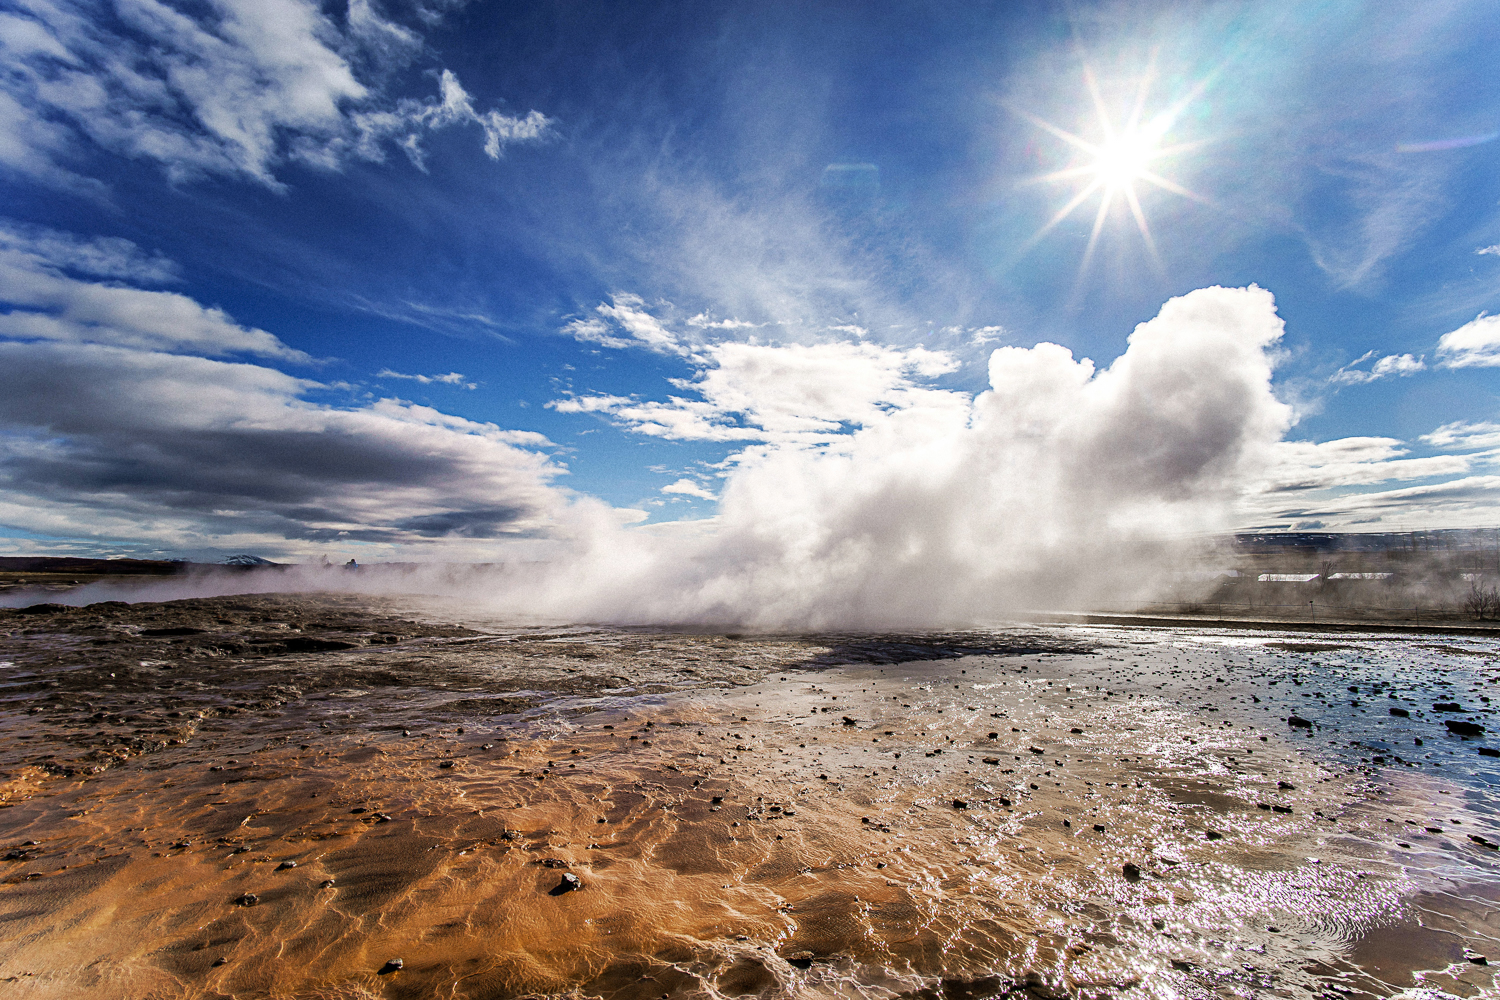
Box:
1 596 1498 998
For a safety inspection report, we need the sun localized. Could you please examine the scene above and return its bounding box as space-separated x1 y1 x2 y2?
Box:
1016 63 1210 272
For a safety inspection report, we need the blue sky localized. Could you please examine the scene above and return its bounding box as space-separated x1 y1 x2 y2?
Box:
1 0 1499 562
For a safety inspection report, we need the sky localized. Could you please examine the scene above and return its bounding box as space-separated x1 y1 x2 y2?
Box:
1 0 1499 570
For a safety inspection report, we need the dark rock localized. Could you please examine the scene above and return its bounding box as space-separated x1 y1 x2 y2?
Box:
1093 824 1106 832
1070 727 1083 734
1433 703 1463 712
951 799 968 809
378 959 403 975
320 879 335 888
1389 707 1410 717
1480 747 1499 757
981 757 1000 765
233 893 258 907
538 858 569 869
550 872 583 895
1287 716 1312 729
1277 781 1295 790
16 603 68 614
1028 746 1044 754
1122 862 1142 882
1447 719 1485 737
841 716 857 726
1469 834 1498 850
275 861 296 871
1204 830 1223 841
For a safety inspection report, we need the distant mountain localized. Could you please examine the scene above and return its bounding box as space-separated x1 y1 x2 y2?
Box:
219 554 279 566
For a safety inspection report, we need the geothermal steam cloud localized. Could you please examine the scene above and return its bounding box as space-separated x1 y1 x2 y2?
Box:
516 285 1292 627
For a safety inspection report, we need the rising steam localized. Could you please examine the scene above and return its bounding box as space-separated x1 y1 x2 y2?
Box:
14 286 1293 628
511 285 1290 627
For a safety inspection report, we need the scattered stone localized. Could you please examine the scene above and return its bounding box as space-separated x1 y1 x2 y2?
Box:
378 959 403 975
275 861 296 871
1433 702 1463 712
1122 862 1141 882
1389 707 1410 718
319 879 335 888
1093 824 1106 833
952 799 968 809
1204 830 1223 841
981 757 1000 765
1070 727 1084 734
233 893 258 907
1469 834 1498 850
550 872 583 895
1277 781 1295 790
1287 716 1312 729
1447 719 1485 737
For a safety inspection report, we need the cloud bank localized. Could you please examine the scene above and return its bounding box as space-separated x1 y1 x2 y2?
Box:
0 223 574 556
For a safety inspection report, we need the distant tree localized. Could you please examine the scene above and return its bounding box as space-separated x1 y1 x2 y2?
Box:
1463 579 1500 620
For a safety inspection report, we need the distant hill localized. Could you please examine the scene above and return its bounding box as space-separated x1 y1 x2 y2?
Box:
0 557 184 576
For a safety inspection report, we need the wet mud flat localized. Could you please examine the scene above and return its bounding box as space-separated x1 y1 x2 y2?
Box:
0 596 1498 999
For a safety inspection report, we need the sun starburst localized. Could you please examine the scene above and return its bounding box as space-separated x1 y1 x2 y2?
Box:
1016 61 1211 275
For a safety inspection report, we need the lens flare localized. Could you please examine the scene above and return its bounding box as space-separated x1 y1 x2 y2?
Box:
1015 61 1212 276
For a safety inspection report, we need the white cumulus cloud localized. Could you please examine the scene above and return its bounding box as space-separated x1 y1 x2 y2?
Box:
0 0 551 189
550 339 960 443
1330 350 1426 384
1437 313 1500 368
661 478 716 500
